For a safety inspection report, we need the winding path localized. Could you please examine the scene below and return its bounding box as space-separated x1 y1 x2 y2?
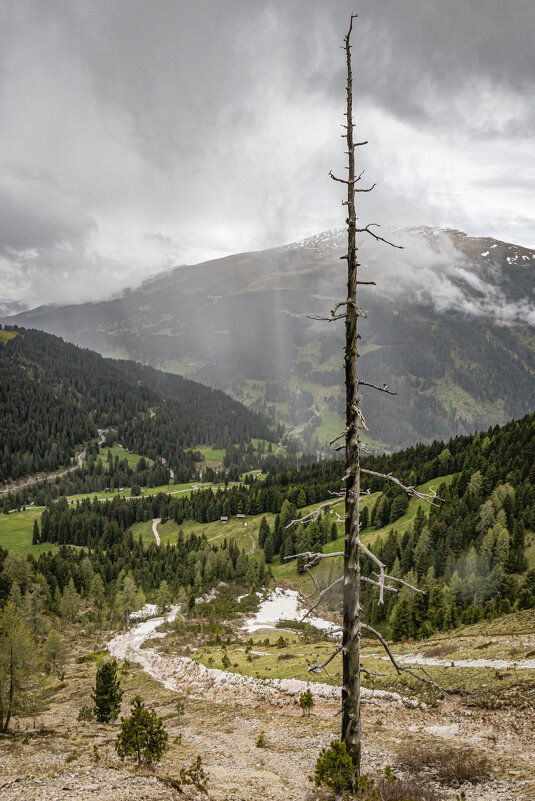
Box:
0 449 87 496
152 517 161 545
372 652 535 671
0 428 108 497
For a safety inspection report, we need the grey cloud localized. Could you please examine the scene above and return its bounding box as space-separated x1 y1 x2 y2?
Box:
0 170 95 251
360 228 535 326
1 0 534 308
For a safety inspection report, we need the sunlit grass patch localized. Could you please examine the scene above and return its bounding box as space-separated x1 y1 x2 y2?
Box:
0 508 60 556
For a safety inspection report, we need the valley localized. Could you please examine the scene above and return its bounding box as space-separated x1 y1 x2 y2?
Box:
1 389 535 797
2 4 535 799
1 290 535 801
5 227 534 452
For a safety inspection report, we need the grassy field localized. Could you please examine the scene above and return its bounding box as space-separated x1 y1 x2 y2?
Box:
183 598 535 709
0 472 455 563
188 445 226 463
133 512 267 553
311 411 345 447
63 480 212 504
0 482 213 556
0 508 60 556
271 475 455 592
97 443 153 469
0 329 18 344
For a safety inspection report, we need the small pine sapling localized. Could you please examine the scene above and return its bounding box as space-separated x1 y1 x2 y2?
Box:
299 687 314 716
179 755 209 790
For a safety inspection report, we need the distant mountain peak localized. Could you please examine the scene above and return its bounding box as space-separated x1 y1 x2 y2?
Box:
287 228 346 253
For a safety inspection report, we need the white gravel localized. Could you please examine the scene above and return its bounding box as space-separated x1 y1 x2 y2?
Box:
242 588 337 634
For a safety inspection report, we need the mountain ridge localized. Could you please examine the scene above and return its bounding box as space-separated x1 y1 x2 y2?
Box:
3 226 534 451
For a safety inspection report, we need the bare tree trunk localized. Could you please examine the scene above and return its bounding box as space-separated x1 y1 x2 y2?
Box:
285 15 441 782
3 644 14 733
341 14 362 776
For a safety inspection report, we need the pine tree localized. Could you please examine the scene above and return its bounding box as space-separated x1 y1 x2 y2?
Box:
89 573 106 611
115 695 168 764
258 516 270 549
156 579 172 614
0 602 37 732
43 628 66 674
299 687 314 716
91 659 123 722
263 533 274 564
60 577 80 623
390 596 413 642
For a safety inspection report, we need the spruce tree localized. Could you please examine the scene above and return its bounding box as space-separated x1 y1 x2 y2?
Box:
263 533 274 564
91 659 123 722
258 516 270 549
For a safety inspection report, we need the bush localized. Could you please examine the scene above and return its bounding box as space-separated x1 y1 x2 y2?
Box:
175 699 185 720
299 687 314 716
313 740 356 793
256 730 267 748
115 696 168 765
179 755 208 790
77 704 95 722
374 766 446 800
396 742 490 784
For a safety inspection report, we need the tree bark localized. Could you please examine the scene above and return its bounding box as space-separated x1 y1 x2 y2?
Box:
341 15 362 776
3 643 14 733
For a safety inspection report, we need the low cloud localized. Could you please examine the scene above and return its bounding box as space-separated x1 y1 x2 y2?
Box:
360 228 535 326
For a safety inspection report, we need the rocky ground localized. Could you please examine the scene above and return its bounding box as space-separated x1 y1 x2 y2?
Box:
2 609 535 801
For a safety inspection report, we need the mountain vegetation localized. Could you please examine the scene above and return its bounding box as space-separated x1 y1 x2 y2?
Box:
273 411 535 639
1 412 533 645
0 327 276 486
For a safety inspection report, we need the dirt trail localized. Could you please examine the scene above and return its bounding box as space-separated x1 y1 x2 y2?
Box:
0 428 109 496
152 517 161 545
106 608 535 781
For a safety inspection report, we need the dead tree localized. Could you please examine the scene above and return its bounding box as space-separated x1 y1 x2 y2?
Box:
286 15 442 777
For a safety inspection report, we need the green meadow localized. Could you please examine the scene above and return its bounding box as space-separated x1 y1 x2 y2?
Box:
97 443 153 469
0 508 59 556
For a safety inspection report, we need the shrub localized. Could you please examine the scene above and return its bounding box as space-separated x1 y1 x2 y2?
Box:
77 704 95 722
179 755 208 790
312 740 356 793
374 766 446 800
175 699 185 720
256 730 267 748
299 688 314 716
115 696 168 765
396 742 490 784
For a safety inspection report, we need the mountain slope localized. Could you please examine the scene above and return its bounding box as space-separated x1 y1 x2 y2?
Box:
0 327 274 484
4 227 535 450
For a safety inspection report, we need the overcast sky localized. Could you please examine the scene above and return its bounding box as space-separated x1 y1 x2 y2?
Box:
1 0 534 308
